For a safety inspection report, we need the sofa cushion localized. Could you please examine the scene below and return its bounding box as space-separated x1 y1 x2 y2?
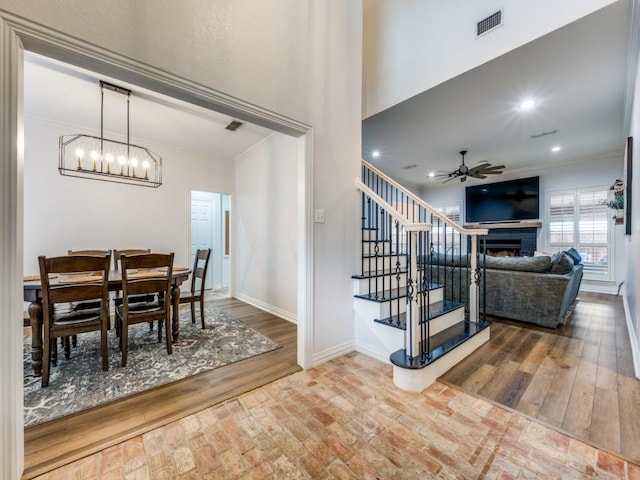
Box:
429 253 469 267
550 252 574 274
484 255 551 273
566 247 582 265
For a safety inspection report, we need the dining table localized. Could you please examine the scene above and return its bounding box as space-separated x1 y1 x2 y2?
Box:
23 268 191 377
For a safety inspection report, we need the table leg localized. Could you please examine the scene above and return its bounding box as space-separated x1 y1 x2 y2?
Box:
28 301 43 377
171 284 180 343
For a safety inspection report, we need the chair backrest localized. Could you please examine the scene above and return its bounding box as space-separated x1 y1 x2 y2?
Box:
38 254 111 314
67 249 111 257
119 253 174 306
68 249 113 271
190 248 212 294
113 249 151 272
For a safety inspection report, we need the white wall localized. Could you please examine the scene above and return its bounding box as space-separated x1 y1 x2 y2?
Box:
23 116 232 276
625 0 640 378
234 133 299 322
364 0 620 117
420 154 626 291
0 2 362 477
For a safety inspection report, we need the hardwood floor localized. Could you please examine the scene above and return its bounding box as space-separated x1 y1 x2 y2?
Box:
440 291 640 464
22 297 300 479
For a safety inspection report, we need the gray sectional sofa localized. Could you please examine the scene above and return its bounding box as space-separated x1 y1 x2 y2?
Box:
430 251 583 328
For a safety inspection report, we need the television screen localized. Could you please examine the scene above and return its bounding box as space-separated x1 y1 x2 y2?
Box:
465 176 540 223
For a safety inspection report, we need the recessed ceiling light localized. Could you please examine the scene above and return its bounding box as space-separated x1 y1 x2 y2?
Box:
427 172 435 178
519 99 537 110
551 145 561 152
371 150 381 158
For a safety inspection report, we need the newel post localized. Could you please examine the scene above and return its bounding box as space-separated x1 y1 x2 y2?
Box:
405 224 429 358
469 235 480 322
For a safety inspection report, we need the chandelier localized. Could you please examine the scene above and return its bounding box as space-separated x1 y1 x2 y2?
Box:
58 80 162 188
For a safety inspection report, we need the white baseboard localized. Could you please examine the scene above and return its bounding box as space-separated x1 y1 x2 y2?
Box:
579 284 619 295
354 340 391 365
311 340 355 367
622 293 640 380
234 293 297 324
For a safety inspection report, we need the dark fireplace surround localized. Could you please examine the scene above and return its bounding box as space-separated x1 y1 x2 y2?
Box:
466 222 541 257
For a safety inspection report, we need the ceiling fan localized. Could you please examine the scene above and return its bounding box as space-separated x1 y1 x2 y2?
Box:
434 150 505 183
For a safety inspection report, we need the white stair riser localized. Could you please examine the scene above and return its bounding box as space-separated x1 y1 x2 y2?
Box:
362 255 407 274
352 273 408 295
362 241 393 256
427 307 464 337
354 296 407 319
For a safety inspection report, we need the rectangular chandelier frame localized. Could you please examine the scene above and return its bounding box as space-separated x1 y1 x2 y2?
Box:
58 80 163 188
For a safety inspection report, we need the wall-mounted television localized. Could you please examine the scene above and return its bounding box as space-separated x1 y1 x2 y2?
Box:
465 176 540 223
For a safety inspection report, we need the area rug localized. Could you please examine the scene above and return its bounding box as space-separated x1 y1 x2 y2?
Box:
23 305 281 427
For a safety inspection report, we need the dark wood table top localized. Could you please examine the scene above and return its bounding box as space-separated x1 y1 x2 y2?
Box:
23 268 190 302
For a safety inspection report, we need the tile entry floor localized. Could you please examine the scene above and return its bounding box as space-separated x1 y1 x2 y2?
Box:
34 352 639 479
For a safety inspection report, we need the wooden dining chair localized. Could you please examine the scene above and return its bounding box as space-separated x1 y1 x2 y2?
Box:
112 249 153 330
65 249 113 350
115 252 174 367
38 253 111 387
179 248 212 328
67 249 112 309
113 249 151 271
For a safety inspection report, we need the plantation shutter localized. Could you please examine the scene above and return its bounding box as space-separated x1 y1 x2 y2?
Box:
577 189 609 275
547 187 611 278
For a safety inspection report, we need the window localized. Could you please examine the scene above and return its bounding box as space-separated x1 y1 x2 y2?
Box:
433 202 462 254
548 187 611 278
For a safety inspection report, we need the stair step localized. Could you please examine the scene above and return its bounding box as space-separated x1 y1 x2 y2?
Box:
352 267 408 280
373 300 463 330
389 319 491 369
354 284 443 303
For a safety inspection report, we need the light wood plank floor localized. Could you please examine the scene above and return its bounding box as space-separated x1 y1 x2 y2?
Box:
440 291 640 464
23 297 300 479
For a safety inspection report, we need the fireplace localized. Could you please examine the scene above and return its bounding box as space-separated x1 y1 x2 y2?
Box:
482 227 537 256
466 224 539 256
485 239 522 257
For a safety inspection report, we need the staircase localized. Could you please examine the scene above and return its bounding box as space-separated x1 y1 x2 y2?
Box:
354 161 491 391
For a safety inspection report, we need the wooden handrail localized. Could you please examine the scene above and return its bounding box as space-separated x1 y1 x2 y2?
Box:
361 160 488 236
355 179 431 232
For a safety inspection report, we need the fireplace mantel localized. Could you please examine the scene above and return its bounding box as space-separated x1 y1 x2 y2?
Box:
463 220 542 230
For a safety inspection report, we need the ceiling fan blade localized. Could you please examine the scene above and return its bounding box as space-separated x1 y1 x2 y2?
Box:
471 166 505 175
469 173 487 179
442 175 458 183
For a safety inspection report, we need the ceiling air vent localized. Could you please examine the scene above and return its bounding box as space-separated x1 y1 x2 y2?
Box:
225 120 243 131
476 10 503 38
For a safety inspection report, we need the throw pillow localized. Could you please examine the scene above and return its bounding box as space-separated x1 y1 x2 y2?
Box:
566 247 582 265
550 252 574 275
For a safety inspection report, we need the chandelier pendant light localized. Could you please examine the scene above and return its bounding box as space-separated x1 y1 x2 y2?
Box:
59 80 162 188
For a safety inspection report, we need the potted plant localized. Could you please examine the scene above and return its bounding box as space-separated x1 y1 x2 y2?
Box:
606 178 625 222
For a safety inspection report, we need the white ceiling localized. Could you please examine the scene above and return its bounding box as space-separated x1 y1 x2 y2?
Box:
23 52 274 161
362 0 631 189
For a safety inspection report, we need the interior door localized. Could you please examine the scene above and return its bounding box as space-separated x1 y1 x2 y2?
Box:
190 194 215 289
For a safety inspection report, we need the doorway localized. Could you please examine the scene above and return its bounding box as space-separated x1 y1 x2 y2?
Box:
190 191 231 295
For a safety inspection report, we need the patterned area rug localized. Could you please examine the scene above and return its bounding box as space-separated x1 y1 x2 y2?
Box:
23 305 280 427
